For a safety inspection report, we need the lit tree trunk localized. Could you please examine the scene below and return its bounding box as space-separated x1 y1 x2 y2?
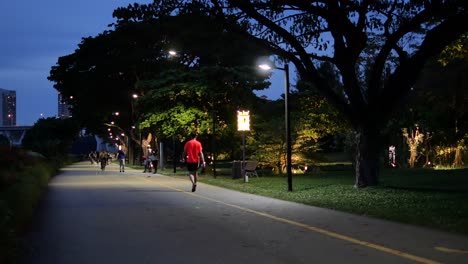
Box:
402 127 424 168
409 145 418 168
453 142 463 167
354 126 380 188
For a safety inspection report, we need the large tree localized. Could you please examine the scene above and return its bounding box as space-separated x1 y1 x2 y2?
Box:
48 2 270 161
206 0 468 187
116 3 270 156
48 20 168 138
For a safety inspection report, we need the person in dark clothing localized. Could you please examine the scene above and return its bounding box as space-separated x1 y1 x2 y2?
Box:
117 149 125 172
150 150 158 174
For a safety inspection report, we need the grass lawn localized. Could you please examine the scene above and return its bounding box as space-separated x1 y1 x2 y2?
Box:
159 165 468 236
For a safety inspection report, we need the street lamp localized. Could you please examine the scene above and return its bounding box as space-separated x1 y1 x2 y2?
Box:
259 61 292 192
7 114 13 126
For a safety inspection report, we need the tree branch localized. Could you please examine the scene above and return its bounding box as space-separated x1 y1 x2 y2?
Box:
381 12 468 120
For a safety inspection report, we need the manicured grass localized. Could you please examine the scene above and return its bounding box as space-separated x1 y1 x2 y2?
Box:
161 166 468 235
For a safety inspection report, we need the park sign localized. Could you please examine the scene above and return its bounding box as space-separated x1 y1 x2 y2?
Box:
237 110 250 131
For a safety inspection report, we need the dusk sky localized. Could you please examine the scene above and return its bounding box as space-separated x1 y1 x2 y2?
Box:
0 0 283 126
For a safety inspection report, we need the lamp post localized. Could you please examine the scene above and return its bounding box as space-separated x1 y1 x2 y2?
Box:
237 110 250 183
259 62 292 192
131 93 138 165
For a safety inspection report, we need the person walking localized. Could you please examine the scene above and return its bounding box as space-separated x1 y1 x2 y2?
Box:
150 150 159 174
145 151 157 176
143 151 152 173
117 149 125 173
88 151 95 164
182 132 205 192
99 151 108 171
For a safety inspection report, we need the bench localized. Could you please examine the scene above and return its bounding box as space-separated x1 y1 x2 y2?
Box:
243 161 258 178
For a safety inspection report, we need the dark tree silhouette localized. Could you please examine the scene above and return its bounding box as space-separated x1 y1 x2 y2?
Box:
207 0 467 187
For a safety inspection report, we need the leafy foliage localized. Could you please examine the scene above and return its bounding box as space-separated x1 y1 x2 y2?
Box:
395 55 468 167
439 34 468 66
294 62 349 155
48 3 271 152
249 99 285 172
0 149 59 264
206 0 468 186
21 118 81 159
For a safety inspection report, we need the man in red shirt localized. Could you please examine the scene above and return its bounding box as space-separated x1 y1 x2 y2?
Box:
183 131 205 192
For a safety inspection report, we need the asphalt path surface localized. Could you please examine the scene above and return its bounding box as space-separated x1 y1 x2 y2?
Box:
22 162 468 264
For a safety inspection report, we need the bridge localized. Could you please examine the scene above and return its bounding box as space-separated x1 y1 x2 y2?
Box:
0 126 32 146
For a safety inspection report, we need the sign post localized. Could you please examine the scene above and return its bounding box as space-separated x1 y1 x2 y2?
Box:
237 110 250 182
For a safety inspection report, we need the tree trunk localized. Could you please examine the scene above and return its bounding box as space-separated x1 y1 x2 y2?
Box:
409 147 418 168
354 126 380 188
453 143 463 167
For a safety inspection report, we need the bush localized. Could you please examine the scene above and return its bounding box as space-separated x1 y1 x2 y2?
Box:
0 148 59 264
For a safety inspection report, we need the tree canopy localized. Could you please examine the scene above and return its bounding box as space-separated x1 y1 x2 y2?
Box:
48 3 270 144
205 0 468 187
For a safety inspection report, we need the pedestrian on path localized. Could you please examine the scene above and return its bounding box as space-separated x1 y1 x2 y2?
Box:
182 131 205 192
117 149 125 172
99 151 108 171
150 150 158 174
143 154 152 173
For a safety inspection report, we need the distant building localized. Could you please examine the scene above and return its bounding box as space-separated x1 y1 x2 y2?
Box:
58 92 72 118
0 88 16 126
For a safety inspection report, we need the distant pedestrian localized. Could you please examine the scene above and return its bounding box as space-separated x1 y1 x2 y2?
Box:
117 149 125 172
99 151 108 171
88 151 95 164
182 132 205 192
143 153 152 173
89 151 98 165
150 150 159 174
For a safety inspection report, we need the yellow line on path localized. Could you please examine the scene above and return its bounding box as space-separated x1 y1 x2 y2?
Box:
435 246 468 254
142 177 441 264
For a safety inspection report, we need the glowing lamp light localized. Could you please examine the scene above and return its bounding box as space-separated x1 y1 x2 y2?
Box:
237 110 250 131
258 64 272 71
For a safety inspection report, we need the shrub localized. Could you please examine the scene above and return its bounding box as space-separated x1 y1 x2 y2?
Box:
0 148 59 263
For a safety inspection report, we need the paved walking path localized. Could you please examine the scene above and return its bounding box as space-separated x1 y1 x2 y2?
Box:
22 162 468 264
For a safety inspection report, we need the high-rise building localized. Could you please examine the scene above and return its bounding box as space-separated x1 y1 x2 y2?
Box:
0 88 16 126
58 92 72 118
